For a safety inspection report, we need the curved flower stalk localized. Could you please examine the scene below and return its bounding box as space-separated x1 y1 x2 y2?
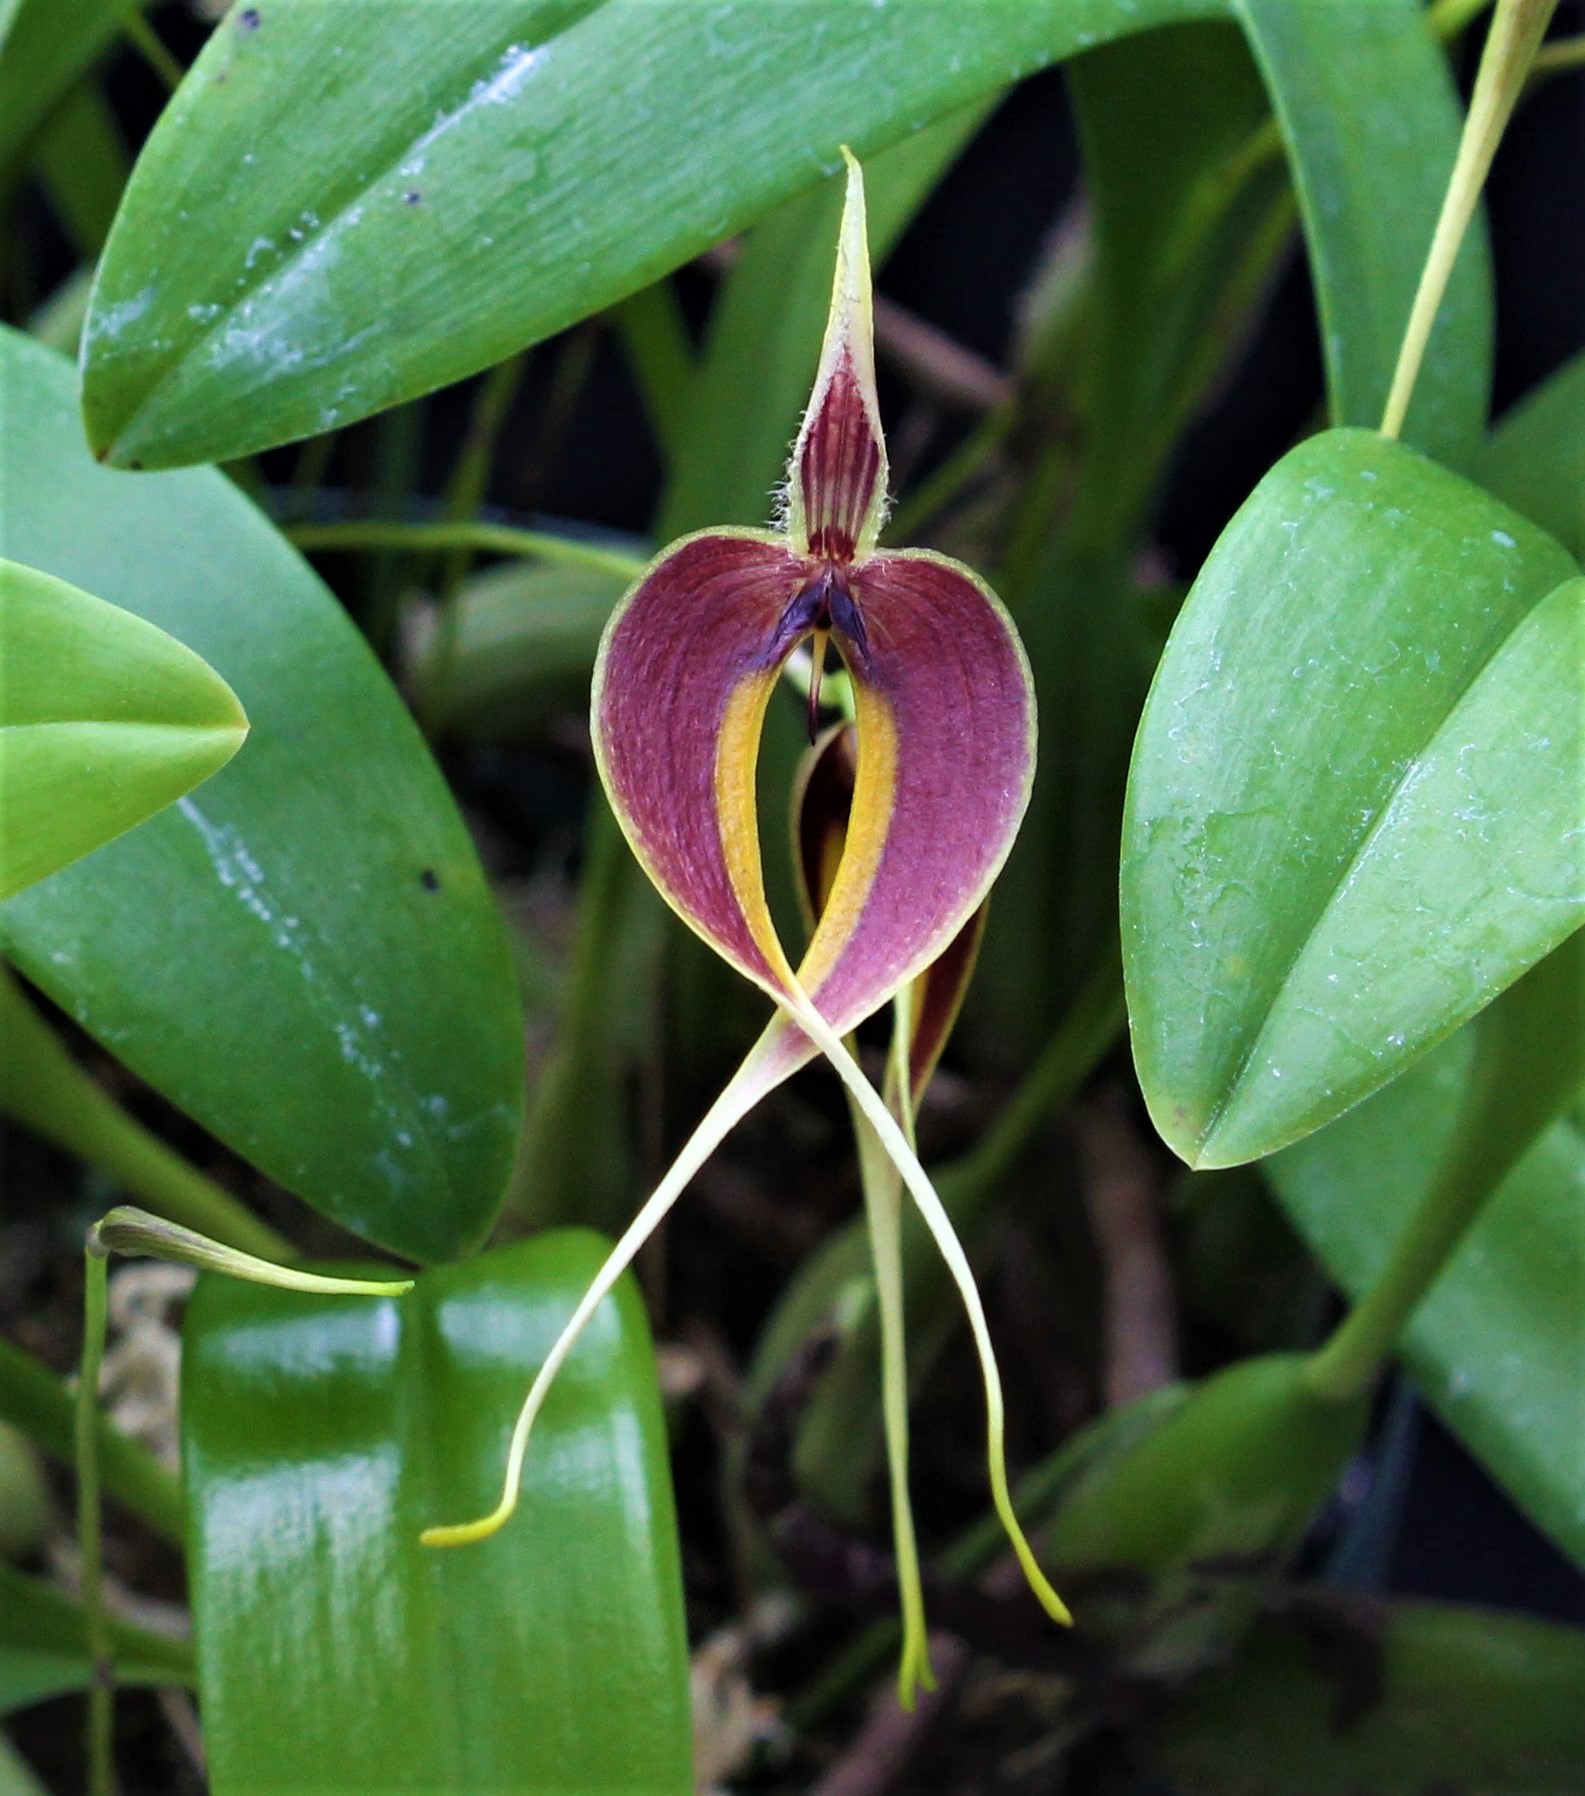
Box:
423 150 1067 1690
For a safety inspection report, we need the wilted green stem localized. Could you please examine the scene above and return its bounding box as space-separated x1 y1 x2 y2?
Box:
288 519 644 582
1381 0 1559 440
76 1242 113 1796
91 1207 413 1296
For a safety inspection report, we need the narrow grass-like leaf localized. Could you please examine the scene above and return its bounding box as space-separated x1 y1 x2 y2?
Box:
1122 429 1581 1167
0 561 246 900
182 1232 691 1796
0 329 521 1263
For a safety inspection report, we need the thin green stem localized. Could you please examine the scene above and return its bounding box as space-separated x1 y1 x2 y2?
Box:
1381 0 1559 439
287 519 645 583
116 5 183 92
285 429 339 514
883 408 1012 545
853 1112 934 1708
849 983 934 1707
1304 1163 1497 1403
76 1242 113 1796
1529 32 1585 78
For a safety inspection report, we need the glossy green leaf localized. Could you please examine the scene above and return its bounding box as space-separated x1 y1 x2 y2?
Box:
0 329 521 1264
0 0 133 175
1480 348 1585 560
182 1231 691 1796
1159 1594 1585 1795
1232 0 1492 468
0 560 247 901
82 0 1484 472
84 0 1229 466
1122 428 1582 1168
0 1565 193 1716
1269 944 1585 1565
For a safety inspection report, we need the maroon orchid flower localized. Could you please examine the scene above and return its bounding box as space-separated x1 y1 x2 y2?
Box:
424 151 1065 1698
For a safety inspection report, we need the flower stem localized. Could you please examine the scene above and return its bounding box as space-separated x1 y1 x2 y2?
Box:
1380 0 1559 440
847 986 935 1707
76 1240 113 1796
785 990 1072 1627
287 519 646 583
853 1113 935 1708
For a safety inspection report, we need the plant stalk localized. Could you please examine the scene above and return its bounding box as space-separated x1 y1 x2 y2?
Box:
1380 0 1559 440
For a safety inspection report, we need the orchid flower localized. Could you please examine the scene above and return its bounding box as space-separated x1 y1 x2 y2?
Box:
424 149 1068 1699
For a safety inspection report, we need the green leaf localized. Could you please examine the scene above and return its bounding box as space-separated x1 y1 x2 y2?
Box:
0 1564 193 1717
182 1231 691 1796
1268 942 1585 1566
1158 1594 1585 1795
0 329 522 1264
0 560 247 901
1232 0 1492 468
1122 428 1582 1167
1480 348 1585 560
83 0 1234 467
0 0 133 176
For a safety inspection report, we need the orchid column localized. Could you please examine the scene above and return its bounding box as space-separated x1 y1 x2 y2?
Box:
425 150 1067 1702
